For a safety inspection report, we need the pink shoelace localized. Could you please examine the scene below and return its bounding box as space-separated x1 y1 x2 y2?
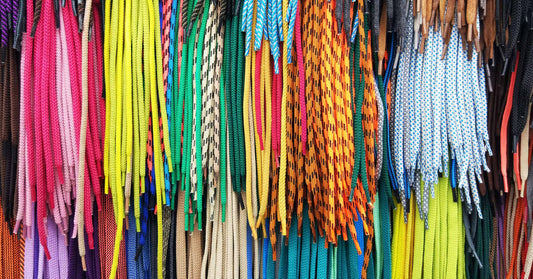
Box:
271 56 282 164
254 45 264 150
15 0 104 262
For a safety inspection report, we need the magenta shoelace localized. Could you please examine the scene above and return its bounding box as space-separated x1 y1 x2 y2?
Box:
254 45 264 150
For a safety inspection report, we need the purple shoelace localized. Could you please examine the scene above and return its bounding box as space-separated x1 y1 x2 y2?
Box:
0 0 8 47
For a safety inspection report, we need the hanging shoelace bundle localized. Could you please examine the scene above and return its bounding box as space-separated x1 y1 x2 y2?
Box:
392 0 490 221
102 0 174 273
5 0 533 275
10 0 104 274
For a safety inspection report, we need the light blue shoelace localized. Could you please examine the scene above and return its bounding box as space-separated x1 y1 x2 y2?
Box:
284 0 297 62
241 0 253 56
266 0 280 72
253 0 267 50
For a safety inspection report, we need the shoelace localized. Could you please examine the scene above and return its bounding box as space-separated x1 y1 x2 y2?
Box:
0 205 24 279
243 2 257 238
302 0 322 239
394 12 490 220
392 176 467 279
255 42 272 229
510 27 533 195
0 32 20 230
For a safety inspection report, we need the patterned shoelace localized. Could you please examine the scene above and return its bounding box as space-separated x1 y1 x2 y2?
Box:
393 7 490 221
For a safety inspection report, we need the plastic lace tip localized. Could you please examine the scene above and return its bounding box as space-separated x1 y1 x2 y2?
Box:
96 160 103 177
503 176 509 193
71 225 78 238
419 37 426 53
13 5 25 51
441 43 449 60
66 203 72 215
44 247 51 260
71 0 78 16
95 193 102 211
30 22 38 38
56 166 65 185
88 233 95 250
511 136 518 153
48 193 55 209
450 159 457 188
255 216 264 229
13 220 21 234
501 59 509 76
81 256 87 271
349 187 355 202
134 246 143 261
23 226 30 239
259 137 264 150
485 67 493 92
54 0 61 28
237 193 245 209
198 218 203 231
62 217 69 232
233 0 241 16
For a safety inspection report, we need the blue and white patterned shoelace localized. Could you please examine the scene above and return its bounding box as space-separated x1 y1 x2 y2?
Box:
392 3 413 217
392 13 491 222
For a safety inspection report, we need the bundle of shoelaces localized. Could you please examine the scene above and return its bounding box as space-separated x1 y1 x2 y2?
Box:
0 0 532 276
